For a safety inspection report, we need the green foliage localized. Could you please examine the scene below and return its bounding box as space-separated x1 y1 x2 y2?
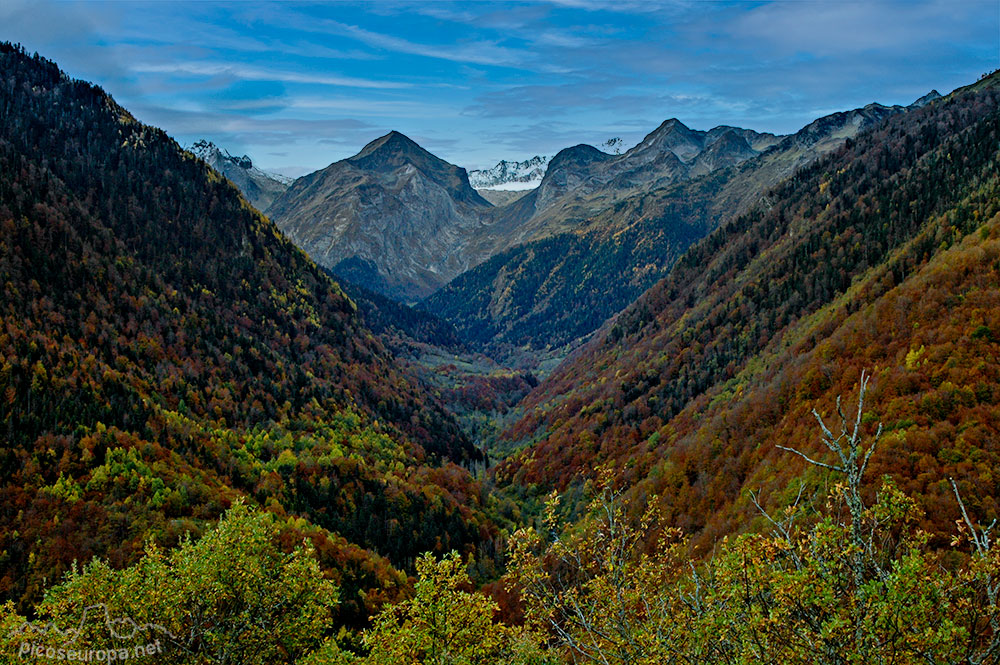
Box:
508 476 698 665
360 552 550 665
1 502 338 664
506 464 999 664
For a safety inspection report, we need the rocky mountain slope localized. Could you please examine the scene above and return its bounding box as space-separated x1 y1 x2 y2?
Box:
265 101 912 318
263 122 783 306
423 102 917 364
187 139 289 211
0 44 496 620
497 75 1000 547
266 131 494 301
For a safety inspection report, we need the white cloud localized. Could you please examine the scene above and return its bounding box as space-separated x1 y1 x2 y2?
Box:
131 61 411 89
286 15 532 67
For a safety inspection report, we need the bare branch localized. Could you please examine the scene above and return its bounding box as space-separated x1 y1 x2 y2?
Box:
852 368 869 445
748 489 785 533
859 423 883 478
812 408 836 442
951 477 987 555
776 445 844 472
836 394 848 438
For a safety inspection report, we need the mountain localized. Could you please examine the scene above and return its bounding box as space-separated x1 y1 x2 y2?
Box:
469 155 550 190
496 74 1000 547
327 269 468 356
523 119 782 222
0 44 496 620
910 89 942 107
187 139 290 211
265 121 779 307
264 110 838 316
422 103 911 366
530 144 617 212
511 108 903 237
689 128 759 176
266 131 494 302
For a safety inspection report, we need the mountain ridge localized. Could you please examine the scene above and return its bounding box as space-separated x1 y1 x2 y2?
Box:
422 99 917 365
469 155 550 191
186 139 290 211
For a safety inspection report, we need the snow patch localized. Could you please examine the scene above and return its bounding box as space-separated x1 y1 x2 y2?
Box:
469 155 550 189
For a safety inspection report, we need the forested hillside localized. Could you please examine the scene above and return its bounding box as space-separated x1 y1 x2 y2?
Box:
328 271 468 355
0 44 499 620
423 170 725 361
501 75 1000 545
424 103 909 364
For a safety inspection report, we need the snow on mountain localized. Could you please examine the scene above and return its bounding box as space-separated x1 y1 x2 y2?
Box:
187 140 291 211
469 155 550 190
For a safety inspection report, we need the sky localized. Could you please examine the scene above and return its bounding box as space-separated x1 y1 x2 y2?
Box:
3 1 998 177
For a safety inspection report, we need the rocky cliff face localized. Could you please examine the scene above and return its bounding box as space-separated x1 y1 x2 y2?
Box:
266 131 493 302
187 140 290 211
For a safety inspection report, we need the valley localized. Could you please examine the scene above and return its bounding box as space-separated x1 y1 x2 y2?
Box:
1 17 998 663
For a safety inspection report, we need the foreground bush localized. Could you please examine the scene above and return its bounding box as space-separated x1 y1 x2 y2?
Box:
2 502 338 664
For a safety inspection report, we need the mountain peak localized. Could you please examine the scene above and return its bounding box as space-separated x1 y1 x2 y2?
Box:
657 117 691 131
188 139 254 170
190 138 217 152
695 128 756 168
910 90 942 108
268 131 490 299
632 117 704 161
354 130 424 161
708 127 747 147
547 144 612 172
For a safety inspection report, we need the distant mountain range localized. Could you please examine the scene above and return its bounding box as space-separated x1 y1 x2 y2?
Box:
259 116 800 306
423 100 925 364
205 91 945 367
186 140 290 211
468 155 550 190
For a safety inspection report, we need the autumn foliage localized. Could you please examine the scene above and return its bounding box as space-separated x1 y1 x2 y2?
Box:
501 78 1000 552
0 43 495 620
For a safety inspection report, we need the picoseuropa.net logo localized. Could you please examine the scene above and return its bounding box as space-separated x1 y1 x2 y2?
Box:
9 603 176 661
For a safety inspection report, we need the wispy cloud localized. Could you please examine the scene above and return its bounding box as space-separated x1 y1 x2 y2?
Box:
4 0 995 173
331 21 522 65
266 10 533 68
131 61 411 89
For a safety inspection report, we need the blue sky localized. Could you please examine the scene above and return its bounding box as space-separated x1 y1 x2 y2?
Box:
3 1 998 176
